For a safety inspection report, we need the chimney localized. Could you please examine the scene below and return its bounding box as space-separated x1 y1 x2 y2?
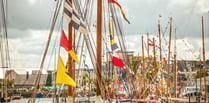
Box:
26 71 29 79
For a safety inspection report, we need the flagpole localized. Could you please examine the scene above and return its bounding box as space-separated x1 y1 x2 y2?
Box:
173 28 177 100
158 20 162 61
166 17 172 101
202 16 207 102
142 36 146 102
147 33 150 96
153 37 158 101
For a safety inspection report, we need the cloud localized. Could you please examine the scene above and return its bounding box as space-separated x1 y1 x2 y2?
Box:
122 0 209 40
8 0 56 30
4 0 209 69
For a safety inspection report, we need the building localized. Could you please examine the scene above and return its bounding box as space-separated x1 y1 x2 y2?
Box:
14 70 48 89
106 50 134 77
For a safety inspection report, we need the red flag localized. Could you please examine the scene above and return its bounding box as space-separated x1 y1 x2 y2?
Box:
60 30 79 64
113 56 125 68
148 43 154 46
116 80 121 84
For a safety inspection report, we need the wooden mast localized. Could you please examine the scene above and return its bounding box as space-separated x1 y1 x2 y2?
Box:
96 0 102 96
158 20 162 61
147 33 150 95
67 0 74 99
153 37 158 100
147 33 151 94
173 28 177 100
202 16 206 102
142 36 146 102
199 48 202 95
166 17 172 101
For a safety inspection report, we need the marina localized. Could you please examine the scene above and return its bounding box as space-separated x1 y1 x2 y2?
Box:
0 0 209 103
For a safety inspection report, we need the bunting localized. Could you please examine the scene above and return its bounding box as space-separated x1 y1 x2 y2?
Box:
61 30 79 64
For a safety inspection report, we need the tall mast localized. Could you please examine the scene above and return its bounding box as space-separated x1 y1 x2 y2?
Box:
153 37 157 100
202 16 206 102
147 33 150 95
199 48 202 95
158 20 162 61
142 36 146 102
96 0 102 96
166 17 172 101
173 28 177 100
68 0 74 98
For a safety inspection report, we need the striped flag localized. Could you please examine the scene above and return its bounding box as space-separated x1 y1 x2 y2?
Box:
63 0 88 34
60 30 79 64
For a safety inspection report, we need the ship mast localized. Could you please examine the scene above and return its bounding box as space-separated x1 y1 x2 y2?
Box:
67 0 74 101
96 0 102 97
173 28 177 100
166 17 172 101
142 36 146 102
202 16 206 102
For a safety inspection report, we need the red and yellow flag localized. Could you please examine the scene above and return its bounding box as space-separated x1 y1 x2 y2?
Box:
61 30 79 64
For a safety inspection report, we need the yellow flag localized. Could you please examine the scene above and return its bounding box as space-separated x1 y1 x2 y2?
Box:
56 56 76 87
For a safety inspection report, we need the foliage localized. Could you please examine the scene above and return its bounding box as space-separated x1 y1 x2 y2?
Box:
196 69 209 78
7 80 14 87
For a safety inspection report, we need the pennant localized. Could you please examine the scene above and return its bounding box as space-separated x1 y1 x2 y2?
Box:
109 0 130 24
61 30 79 64
113 56 125 68
56 56 76 87
63 0 88 34
109 21 119 51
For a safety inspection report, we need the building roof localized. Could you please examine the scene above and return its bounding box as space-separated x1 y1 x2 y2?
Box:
14 74 48 87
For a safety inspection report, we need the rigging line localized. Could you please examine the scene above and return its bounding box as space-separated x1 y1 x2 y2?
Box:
110 4 128 63
45 18 63 71
29 0 63 102
111 8 139 95
110 3 135 89
74 0 112 99
1 0 10 67
101 3 114 100
76 39 86 82
111 5 132 67
83 35 107 98
74 0 97 57
75 0 92 52
0 24 5 67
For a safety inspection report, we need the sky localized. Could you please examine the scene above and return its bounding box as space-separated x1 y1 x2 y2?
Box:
0 0 209 75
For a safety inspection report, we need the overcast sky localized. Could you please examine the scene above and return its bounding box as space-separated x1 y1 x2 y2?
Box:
1 0 209 73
